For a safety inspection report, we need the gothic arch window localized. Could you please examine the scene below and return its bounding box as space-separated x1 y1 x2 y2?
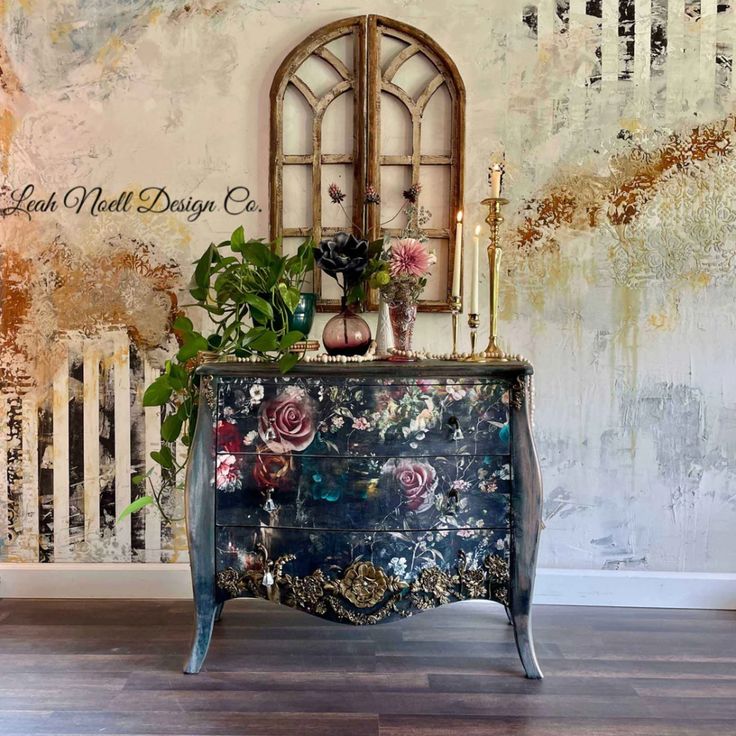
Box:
270 14 465 311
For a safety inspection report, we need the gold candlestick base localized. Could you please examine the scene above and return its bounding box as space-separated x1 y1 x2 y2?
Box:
450 295 462 359
484 337 508 362
462 313 486 362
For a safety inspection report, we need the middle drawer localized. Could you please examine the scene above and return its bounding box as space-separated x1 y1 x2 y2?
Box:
216 452 511 531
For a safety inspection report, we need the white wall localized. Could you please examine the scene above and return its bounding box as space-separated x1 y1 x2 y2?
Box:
1 0 735 575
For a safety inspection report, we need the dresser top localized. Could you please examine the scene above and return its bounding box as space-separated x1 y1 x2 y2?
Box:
197 358 533 378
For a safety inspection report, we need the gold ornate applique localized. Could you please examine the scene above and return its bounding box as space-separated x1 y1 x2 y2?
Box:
200 375 216 413
511 376 525 411
338 561 390 608
216 549 511 624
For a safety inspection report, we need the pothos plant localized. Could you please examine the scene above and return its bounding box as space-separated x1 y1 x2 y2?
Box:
118 226 314 523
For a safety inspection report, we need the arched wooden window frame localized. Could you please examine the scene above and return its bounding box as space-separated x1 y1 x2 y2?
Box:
270 14 465 312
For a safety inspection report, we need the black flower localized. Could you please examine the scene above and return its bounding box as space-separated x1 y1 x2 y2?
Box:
328 183 346 204
403 182 421 204
364 185 381 205
314 232 369 287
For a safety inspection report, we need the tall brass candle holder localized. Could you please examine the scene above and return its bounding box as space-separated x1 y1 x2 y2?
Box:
481 195 509 361
450 295 462 358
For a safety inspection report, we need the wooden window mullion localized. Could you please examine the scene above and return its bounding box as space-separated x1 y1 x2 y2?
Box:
270 14 465 313
311 113 323 296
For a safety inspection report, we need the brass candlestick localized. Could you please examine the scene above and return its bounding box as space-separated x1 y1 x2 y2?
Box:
465 312 483 361
450 295 462 358
481 196 509 361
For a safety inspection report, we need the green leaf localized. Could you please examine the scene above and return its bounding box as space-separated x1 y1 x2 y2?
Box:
193 243 216 289
230 225 245 251
168 363 189 389
280 330 304 351
151 446 174 470
117 495 153 524
189 286 207 303
278 352 299 374
367 238 385 258
297 239 315 267
278 283 301 312
173 316 194 332
143 376 173 407
243 293 274 320
241 241 273 268
249 331 279 352
161 413 184 443
176 333 209 362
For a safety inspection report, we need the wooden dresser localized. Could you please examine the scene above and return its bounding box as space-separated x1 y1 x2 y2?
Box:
184 361 543 678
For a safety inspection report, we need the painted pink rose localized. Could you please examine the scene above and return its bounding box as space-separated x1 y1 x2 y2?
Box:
216 454 239 490
387 459 438 513
258 390 317 452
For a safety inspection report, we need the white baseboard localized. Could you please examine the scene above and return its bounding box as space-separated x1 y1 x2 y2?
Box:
0 563 193 599
534 568 736 610
1 563 734 609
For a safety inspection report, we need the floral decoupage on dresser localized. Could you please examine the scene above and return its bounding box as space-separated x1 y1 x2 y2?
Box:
184 361 543 679
176 14 543 681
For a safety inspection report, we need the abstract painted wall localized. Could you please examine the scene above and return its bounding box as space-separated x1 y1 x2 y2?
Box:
1 0 734 571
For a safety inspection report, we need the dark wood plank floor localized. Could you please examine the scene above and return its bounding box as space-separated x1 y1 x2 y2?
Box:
0 599 734 735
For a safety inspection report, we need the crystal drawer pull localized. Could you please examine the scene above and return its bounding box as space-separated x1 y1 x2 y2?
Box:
264 417 277 441
447 416 464 441
446 489 459 515
263 488 277 513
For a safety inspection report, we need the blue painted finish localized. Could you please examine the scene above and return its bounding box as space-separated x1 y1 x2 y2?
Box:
185 362 543 678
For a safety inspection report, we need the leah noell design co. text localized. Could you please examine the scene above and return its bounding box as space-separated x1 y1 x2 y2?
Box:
1 184 262 222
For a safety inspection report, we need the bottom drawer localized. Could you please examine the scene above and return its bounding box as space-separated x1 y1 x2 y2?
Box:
216 526 510 624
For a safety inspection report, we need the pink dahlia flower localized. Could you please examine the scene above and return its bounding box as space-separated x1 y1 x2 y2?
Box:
389 238 433 278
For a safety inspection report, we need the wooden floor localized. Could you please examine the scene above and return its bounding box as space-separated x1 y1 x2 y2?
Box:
0 600 734 735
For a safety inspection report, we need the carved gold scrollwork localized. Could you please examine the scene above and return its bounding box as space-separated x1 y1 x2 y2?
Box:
511 376 525 411
200 375 216 413
216 550 510 624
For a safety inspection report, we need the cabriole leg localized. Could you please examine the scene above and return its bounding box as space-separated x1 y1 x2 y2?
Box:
182 375 217 674
184 602 217 674
509 599 542 679
510 374 544 679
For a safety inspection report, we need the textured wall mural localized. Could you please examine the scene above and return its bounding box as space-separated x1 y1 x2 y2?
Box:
1 0 735 571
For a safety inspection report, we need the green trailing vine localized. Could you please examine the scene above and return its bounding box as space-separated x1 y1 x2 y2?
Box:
118 226 314 523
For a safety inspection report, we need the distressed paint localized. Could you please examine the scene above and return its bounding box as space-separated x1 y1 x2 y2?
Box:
0 0 733 573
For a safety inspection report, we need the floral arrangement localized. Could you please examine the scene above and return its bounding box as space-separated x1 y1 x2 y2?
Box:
316 181 435 308
374 237 436 305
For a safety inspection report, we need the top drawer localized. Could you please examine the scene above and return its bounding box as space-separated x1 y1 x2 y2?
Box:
216 375 510 458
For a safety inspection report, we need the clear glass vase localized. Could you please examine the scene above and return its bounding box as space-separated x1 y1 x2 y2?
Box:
388 300 418 361
374 294 394 358
322 298 372 356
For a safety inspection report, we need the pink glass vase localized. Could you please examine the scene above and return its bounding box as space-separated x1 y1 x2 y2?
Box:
388 300 418 361
322 299 372 356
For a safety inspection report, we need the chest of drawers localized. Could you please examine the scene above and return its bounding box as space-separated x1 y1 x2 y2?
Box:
184 361 543 678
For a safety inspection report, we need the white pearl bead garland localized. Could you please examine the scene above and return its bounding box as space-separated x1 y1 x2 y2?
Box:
225 349 531 365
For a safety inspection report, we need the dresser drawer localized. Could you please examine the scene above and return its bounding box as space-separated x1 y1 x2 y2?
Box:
215 526 511 622
217 376 510 457
216 453 511 531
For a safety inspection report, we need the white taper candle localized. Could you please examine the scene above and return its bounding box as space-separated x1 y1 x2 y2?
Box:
470 224 481 314
452 211 463 298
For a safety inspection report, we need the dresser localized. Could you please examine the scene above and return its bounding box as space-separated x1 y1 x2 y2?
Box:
184 360 543 678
